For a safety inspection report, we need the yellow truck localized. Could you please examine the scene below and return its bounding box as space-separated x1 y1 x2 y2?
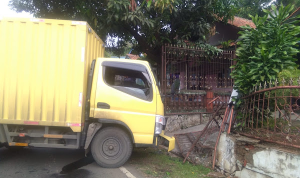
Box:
0 18 174 168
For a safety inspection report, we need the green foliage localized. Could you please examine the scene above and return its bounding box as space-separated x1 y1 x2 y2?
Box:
9 0 236 63
220 40 233 49
234 0 300 20
275 68 300 109
231 4 300 95
275 0 300 9
129 147 211 178
176 41 223 58
171 79 180 93
104 51 112 58
105 44 133 58
235 0 274 19
147 0 177 12
137 53 158 66
277 69 300 85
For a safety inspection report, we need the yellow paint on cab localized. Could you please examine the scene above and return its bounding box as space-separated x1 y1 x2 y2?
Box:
91 58 160 144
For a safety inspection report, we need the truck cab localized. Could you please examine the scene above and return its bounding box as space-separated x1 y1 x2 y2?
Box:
86 58 172 167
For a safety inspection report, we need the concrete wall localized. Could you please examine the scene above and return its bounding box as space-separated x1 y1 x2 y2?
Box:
165 114 211 132
216 133 300 178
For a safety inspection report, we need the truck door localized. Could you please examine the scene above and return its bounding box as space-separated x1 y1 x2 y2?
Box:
94 60 157 145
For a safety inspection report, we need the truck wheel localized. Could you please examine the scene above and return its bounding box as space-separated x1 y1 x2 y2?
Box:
91 127 133 168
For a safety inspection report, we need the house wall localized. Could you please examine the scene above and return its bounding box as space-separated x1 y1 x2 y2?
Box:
208 22 240 46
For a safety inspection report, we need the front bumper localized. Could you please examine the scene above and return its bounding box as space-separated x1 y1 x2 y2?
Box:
159 130 175 152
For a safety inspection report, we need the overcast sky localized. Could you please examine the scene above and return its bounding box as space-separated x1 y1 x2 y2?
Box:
0 0 32 18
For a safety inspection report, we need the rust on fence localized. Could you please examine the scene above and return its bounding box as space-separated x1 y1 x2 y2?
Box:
173 111 224 164
168 96 227 165
183 101 225 163
236 78 300 148
161 44 234 113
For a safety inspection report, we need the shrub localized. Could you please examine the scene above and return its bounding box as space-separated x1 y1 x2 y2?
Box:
231 4 300 95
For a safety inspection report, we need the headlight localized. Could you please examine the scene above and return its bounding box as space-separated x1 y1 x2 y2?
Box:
155 115 165 134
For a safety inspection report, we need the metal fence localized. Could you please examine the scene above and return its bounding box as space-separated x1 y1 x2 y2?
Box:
163 92 231 114
161 44 234 113
236 79 300 148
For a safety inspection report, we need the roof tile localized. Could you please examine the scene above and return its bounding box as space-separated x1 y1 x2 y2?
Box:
227 16 256 29
126 54 140 60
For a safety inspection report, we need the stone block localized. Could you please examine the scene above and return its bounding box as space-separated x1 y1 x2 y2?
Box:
252 149 300 178
235 169 272 178
216 133 236 174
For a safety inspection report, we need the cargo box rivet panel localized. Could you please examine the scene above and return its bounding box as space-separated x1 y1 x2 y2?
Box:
0 18 104 132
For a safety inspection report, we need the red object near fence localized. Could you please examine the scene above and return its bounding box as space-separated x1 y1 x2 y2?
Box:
206 90 214 112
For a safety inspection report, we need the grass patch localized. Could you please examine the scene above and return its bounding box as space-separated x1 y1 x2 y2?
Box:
128 147 211 178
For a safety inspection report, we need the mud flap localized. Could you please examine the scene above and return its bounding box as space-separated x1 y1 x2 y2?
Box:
0 124 7 143
159 130 175 152
84 123 102 153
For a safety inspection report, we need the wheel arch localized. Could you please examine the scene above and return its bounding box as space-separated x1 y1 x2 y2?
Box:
97 118 135 143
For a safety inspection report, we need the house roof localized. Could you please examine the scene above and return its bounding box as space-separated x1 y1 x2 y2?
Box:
126 54 140 60
227 16 256 29
215 7 300 48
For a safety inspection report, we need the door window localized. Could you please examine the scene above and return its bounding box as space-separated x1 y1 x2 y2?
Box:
104 66 153 101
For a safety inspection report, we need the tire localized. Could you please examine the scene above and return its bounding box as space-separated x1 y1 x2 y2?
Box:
91 127 133 168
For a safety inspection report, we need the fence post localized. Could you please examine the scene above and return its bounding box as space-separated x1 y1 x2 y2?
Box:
206 88 214 112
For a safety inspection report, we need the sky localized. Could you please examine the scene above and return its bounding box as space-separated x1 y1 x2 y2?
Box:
0 0 32 18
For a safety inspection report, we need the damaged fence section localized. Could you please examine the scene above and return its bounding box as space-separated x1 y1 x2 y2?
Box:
236 79 300 148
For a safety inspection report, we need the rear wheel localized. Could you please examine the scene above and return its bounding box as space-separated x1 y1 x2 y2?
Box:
91 127 133 168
